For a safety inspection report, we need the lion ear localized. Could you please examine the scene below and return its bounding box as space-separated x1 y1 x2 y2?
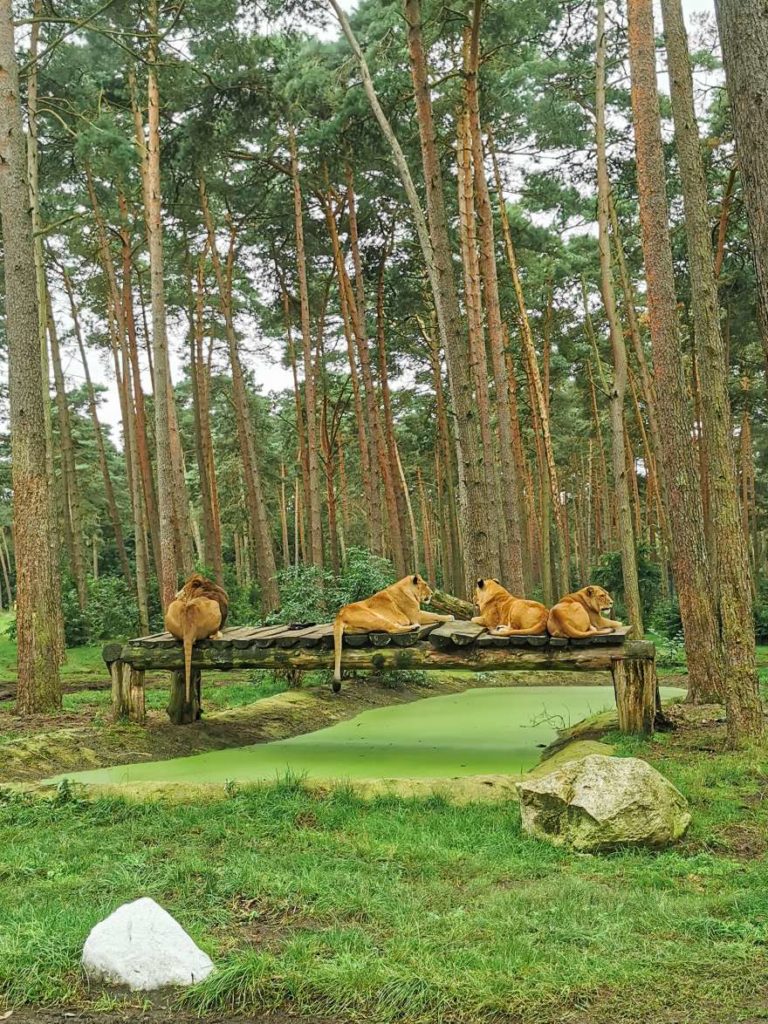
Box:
477 578 485 589
586 586 594 597
412 575 419 585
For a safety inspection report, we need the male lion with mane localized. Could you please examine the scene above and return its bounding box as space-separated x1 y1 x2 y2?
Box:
547 585 623 639
332 574 453 691
471 579 548 635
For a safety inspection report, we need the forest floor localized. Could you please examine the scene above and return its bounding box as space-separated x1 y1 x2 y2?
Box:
1 643 767 1023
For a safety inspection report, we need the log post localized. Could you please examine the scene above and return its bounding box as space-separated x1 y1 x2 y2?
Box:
127 667 146 724
109 660 128 720
611 653 657 735
167 668 202 725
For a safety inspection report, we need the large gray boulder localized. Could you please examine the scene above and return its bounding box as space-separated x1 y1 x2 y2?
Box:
517 754 690 851
82 897 214 991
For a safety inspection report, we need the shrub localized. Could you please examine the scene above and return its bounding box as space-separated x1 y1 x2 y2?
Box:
271 548 398 624
590 544 662 621
649 598 683 639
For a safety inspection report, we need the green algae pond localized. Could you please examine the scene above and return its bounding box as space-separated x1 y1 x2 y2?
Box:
51 685 684 787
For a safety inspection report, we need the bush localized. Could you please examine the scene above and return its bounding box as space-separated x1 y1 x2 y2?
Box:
753 582 768 644
649 598 683 639
590 544 662 621
271 548 398 624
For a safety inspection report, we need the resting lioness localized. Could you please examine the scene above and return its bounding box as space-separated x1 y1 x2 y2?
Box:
547 585 623 639
333 574 453 690
471 579 549 636
165 574 229 704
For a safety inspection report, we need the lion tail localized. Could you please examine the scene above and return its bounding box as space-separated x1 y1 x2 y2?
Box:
182 604 195 706
333 615 345 687
496 616 550 637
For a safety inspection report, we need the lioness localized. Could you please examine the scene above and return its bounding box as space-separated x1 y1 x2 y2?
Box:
471 578 548 636
165 574 229 705
333 574 453 690
547 585 623 639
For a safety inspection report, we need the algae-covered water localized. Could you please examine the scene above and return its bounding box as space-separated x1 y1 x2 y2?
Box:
51 685 685 787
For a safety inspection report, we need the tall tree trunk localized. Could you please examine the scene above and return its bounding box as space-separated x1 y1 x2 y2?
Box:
331 0 490 593
714 0 768 367
117 189 162 579
627 0 724 702
190 253 224 583
198 180 278 611
465 8 524 591
140 3 184 607
46 291 88 609
662 0 762 740
489 135 569 596
0 0 62 711
456 93 502 579
289 129 324 567
61 271 133 591
596 0 644 635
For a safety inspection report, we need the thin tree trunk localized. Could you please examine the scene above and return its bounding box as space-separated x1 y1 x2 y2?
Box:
489 134 569 596
198 179 278 610
596 0 644 635
0 0 62 711
289 128 324 567
331 0 489 593
139 3 184 607
62 271 133 590
456 91 502 580
627 0 724 702
713 166 737 280
662 0 762 740
46 290 88 608
190 253 224 583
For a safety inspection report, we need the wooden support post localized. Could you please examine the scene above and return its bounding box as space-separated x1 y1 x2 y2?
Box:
110 660 128 721
611 655 657 735
127 667 146 724
167 668 202 725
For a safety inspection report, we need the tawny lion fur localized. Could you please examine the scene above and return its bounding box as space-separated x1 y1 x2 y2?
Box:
546 585 623 639
164 574 229 705
471 578 549 636
332 574 452 689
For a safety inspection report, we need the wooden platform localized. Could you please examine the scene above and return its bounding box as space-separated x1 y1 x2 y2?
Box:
103 620 657 736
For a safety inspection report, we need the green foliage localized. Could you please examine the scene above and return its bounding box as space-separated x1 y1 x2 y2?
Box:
649 599 683 640
271 548 398 624
753 583 768 645
590 544 662 621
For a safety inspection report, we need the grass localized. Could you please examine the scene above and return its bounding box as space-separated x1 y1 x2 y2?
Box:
0 612 104 684
1 732 767 1023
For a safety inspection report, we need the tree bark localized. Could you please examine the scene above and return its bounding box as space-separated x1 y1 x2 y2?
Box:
596 0 644 636
0 0 62 712
714 0 768 367
662 0 762 741
627 0 724 702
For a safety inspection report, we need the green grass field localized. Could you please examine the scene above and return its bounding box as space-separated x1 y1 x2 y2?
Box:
1 730 767 1023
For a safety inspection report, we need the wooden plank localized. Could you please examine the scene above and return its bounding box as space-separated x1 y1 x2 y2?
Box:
296 624 334 649
477 633 511 648
429 620 486 648
547 636 569 648
394 623 439 646
344 632 371 648
275 625 325 648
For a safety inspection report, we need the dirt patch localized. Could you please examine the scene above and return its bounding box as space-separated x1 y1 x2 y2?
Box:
3 1007 327 1024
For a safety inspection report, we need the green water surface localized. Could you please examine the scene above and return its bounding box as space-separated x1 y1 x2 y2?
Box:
51 685 684 787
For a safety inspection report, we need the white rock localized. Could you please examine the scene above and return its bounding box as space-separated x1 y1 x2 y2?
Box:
82 897 214 991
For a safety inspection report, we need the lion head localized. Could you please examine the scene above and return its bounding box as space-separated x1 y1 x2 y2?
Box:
579 585 614 615
474 578 504 611
405 573 433 604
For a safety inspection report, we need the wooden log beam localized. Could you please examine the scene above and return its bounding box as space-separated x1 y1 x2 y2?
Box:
108 639 655 675
430 590 474 619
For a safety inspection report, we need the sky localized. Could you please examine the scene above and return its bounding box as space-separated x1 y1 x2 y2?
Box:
71 0 718 439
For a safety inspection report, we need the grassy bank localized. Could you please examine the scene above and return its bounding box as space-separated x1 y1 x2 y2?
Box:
1 716 767 1023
